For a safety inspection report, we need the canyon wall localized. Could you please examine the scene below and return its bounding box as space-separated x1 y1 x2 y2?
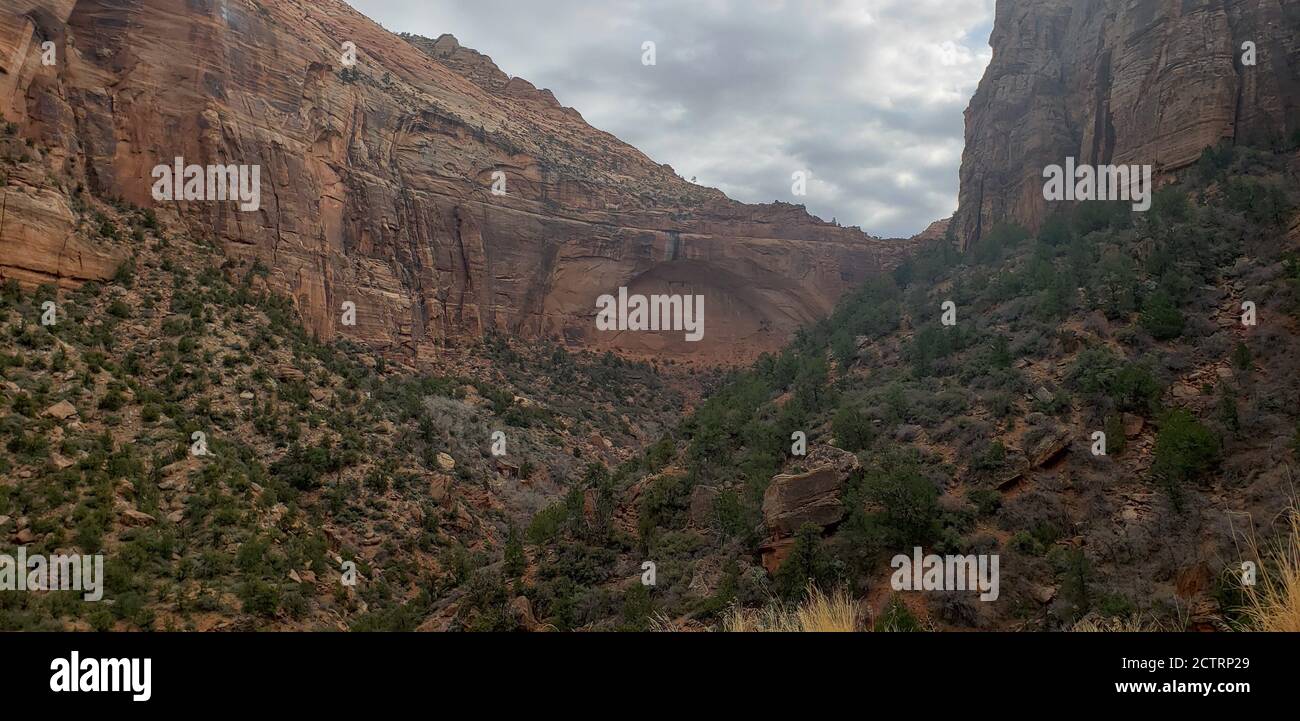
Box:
953 0 1300 249
0 0 912 364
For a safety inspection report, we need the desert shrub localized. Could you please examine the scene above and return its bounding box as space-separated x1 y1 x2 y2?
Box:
1140 290 1184 340
1233 342 1253 372
832 404 873 453
774 524 836 602
1150 186 1190 225
860 451 941 548
269 441 343 490
141 404 161 424
1198 142 1234 182
98 388 127 412
1049 547 1094 619
503 524 526 577
1152 410 1220 501
1104 414 1126 456
970 440 1007 472
1224 177 1291 227
874 596 923 631
1067 348 1161 413
893 237 960 288
1109 362 1162 413
968 488 1002 517
237 579 281 617
637 473 694 547
971 223 1029 265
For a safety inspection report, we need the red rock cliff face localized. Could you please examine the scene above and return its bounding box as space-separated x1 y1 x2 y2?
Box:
0 0 912 364
953 0 1300 249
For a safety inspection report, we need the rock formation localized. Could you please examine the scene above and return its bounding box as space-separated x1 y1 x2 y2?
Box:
953 0 1300 249
0 0 913 364
758 445 860 572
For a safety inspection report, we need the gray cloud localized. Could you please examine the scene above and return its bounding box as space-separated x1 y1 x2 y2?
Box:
350 0 994 237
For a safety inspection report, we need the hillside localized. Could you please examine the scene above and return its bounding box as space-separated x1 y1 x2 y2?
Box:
0 124 719 630
3 0 1300 634
514 141 1300 631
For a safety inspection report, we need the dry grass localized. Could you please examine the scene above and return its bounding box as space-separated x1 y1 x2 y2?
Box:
1241 502 1300 632
721 586 862 632
1071 614 1161 632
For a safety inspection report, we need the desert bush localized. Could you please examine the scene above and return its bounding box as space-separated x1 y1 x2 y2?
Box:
832 404 873 453
1151 410 1220 501
1140 290 1184 340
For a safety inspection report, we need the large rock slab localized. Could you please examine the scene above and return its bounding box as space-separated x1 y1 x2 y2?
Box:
762 466 848 538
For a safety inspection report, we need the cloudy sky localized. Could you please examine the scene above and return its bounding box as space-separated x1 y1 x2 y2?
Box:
349 0 995 238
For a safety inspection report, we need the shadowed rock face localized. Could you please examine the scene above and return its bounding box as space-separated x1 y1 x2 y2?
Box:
0 0 914 364
953 0 1300 250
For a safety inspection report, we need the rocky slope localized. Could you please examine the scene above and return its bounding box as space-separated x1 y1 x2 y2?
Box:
0 117 708 629
952 0 1300 249
567 141 1300 632
0 0 912 365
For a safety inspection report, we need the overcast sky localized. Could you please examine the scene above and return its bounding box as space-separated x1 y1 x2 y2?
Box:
349 0 995 238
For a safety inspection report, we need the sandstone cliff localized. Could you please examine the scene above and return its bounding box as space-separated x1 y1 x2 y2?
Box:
953 0 1300 249
0 0 912 364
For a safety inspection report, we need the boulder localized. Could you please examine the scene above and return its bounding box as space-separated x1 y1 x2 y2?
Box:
275 365 305 382
1027 433 1070 468
120 509 157 527
43 400 78 421
429 473 452 503
762 465 848 538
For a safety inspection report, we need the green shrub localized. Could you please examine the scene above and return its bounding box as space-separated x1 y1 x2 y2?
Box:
98 389 127 411
503 524 525 577
238 579 281 617
526 496 572 544
1140 290 1184 340
972 223 1029 265
1104 414 1126 456
1152 410 1220 500
1233 342 1252 372
832 404 873 453
968 488 1002 517
774 523 835 602
971 440 1007 472
874 596 923 631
